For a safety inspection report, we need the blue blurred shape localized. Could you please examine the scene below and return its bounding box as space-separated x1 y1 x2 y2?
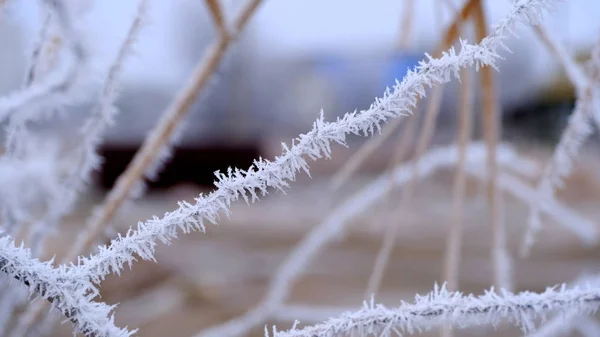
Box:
383 53 420 88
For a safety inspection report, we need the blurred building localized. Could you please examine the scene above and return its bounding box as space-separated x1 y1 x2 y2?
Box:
0 0 597 189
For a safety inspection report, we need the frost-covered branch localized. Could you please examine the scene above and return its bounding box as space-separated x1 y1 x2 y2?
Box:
69 0 556 285
525 274 600 337
269 282 600 337
0 150 62 234
531 23 587 93
0 238 132 337
0 0 90 125
7 1 151 335
521 35 600 257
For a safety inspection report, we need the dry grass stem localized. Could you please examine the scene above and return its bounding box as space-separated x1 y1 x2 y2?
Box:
364 0 477 304
64 0 263 263
443 66 474 291
363 113 419 299
205 0 229 38
473 0 511 291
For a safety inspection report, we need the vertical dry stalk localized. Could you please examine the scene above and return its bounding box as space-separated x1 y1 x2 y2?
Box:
24 12 53 87
407 0 477 188
205 0 228 37
329 0 418 192
398 0 414 49
16 1 262 335
330 0 476 193
11 3 262 335
442 0 472 293
363 115 418 298
440 63 475 337
329 116 403 191
0 5 73 334
63 0 263 264
443 70 475 288
349 0 422 298
473 1 511 290
364 0 477 299
442 65 474 313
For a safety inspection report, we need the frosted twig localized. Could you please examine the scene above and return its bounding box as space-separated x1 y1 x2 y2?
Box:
268 282 600 337
472 0 512 291
363 115 418 299
362 0 455 300
524 274 600 337
443 65 474 292
23 9 53 87
0 143 64 332
366 0 475 301
0 152 62 235
0 238 132 337
0 0 89 125
521 36 600 257
531 23 587 93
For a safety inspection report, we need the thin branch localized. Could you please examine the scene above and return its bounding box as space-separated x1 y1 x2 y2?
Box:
397 0 415 49
363 115 418 298
532 23 587 92
361 0 431 300
473 0 511 290
268 282 600 337
0 238 132 337
364 0 476 300
521 37 600 257
0 0 88 125
62 0 263 265
205 0 229 38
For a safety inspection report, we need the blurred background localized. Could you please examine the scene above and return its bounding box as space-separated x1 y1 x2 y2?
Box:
1 0 600 336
